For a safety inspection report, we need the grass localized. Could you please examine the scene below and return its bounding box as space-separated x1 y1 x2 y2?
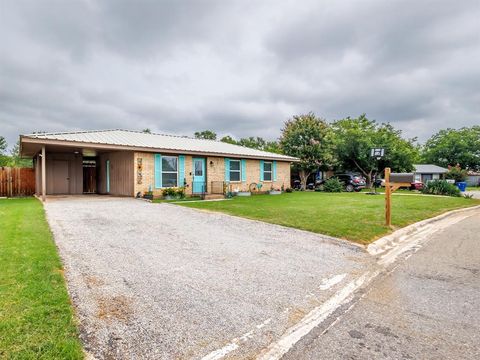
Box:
0 198 83 359
180 192 480 244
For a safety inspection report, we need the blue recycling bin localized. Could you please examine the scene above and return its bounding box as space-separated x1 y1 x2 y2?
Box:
456 182 467 192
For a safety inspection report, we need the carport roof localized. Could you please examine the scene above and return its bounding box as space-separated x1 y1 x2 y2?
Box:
20 129 299 161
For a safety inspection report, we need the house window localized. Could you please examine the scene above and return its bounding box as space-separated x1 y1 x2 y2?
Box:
162 156 178 187
263 161 272 181
229 159 241 182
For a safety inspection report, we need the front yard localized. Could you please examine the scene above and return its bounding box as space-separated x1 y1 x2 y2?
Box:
0 198 83 359
181 192 480 244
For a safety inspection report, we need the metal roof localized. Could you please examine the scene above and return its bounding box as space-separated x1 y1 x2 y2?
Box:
413 164 448 173
22 129 298 161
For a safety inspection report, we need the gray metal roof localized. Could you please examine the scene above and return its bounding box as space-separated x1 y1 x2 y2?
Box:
22 129 298 161
414 164 448 173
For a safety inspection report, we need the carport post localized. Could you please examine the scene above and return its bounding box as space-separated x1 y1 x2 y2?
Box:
41 145 46 202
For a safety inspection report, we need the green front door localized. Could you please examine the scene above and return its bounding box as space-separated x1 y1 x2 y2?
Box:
192 158 206 194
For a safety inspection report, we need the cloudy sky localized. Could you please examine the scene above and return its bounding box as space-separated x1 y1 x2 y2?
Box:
1 0 479 148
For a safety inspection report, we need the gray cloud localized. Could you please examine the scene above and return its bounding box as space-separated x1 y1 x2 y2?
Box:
1 0 479 149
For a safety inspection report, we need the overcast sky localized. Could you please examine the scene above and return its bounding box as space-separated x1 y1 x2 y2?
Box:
1 0 479 148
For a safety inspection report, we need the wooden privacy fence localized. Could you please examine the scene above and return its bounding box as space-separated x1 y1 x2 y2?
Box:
0 167 35 197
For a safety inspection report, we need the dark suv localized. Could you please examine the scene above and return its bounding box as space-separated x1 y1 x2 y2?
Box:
316 174 366 192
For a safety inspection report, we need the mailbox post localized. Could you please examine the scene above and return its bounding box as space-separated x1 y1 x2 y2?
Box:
385 167 391 227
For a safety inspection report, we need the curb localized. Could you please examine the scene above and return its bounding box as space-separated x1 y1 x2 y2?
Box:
367 205 480 256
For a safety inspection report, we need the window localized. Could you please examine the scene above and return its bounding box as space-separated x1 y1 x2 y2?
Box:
162 156 178 187
263 161 272 181
229 159 241 182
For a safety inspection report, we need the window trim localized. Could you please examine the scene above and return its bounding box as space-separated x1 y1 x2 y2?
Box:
263 161 273 182
161 155 178 188
229 159 241 182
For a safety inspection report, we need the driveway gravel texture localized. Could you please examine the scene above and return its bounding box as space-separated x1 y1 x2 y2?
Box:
44 197 374 359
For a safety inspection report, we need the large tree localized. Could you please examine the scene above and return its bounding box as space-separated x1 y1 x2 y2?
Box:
9 140 32 167
422 126 480 170
332 115 419 185
194 130 217 140
280 112 333 189
220 135 282 153
0 136 9 166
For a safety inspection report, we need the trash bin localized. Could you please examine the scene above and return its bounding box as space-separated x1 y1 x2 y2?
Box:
456 182 467 192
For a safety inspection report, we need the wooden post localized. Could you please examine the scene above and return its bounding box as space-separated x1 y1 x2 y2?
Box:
385 167 391 227
41 146 46 202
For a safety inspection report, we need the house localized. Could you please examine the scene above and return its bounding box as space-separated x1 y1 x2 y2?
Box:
20 129 298 200
466 171 480 187
413 164 448 183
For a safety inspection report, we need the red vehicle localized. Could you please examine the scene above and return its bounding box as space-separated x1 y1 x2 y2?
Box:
410 181 424 191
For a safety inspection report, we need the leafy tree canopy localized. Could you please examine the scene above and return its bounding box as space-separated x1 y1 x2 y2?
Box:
331 114 419 184
422 126 480 170
280 112 333 189
194 130 217 140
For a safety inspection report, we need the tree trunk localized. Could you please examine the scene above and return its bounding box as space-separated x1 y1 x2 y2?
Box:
299 170 310 190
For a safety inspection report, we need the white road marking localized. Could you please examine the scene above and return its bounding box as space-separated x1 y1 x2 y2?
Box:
319 273 347 290
257 271 378 360
201 343 239 360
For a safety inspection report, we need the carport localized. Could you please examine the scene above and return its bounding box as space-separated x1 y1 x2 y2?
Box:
20 136 134 200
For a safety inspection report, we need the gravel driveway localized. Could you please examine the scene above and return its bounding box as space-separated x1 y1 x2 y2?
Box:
44 196 374 359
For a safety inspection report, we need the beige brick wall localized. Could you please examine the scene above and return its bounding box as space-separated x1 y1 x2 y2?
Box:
133 152 291 197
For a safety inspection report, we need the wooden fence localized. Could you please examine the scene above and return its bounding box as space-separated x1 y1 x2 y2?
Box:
0 167 35 197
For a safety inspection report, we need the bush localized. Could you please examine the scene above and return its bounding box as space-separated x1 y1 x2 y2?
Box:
323 178 344 192
445 166 468 183
176 187 186 199
162 187 177 197
285 188 293 193
422 180 461 197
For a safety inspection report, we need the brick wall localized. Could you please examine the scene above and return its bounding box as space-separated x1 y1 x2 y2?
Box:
133 152 291 197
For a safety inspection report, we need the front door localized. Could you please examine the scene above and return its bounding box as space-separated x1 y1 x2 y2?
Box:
192 158 206 194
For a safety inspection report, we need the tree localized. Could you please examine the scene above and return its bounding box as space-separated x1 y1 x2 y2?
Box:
10 140 32 167
332 115 419 186
142 128 152 133
0 136 7 154
220 135 238 144
422 126 480 170
280 112 333 189
194 130 217 140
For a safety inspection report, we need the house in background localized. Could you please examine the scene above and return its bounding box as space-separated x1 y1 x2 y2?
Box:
466 171 480 186
20 129 297 200
413 164 448 183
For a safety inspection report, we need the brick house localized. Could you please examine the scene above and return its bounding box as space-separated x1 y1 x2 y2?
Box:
20 129 297 200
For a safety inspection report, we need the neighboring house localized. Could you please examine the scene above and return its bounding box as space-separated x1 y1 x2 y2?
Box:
466 171 480 186
413 164 448 183
20 129 298 200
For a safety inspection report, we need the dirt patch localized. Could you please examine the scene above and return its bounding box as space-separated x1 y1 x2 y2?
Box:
96 295 133 323
84 275 105 288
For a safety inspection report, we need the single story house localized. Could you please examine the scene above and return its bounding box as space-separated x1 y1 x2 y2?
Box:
20 129 298 200
413 164 448 183
466 171 480 187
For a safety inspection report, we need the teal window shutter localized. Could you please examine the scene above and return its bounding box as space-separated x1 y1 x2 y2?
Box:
273 161 277 181
179 155 185 186
241 159 246 182
224 158 230 182
260 160 264 182
154 154 162 188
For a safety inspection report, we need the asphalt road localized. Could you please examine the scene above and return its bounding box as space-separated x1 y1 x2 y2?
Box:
284 211 480 360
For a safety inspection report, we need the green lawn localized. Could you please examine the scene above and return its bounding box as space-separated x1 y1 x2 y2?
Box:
0 198 83 359
180 192 480 244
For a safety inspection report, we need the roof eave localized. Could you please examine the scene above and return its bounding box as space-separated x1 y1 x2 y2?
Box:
20 136 298 162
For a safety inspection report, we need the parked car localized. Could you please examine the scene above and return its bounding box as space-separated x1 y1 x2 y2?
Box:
316 174 366 192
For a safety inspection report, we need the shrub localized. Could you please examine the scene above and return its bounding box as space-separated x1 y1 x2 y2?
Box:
421 180 461 197
162 187 177 197
445 166 468 183
323 178 344 192
176 187 186 199
285 188 293 193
